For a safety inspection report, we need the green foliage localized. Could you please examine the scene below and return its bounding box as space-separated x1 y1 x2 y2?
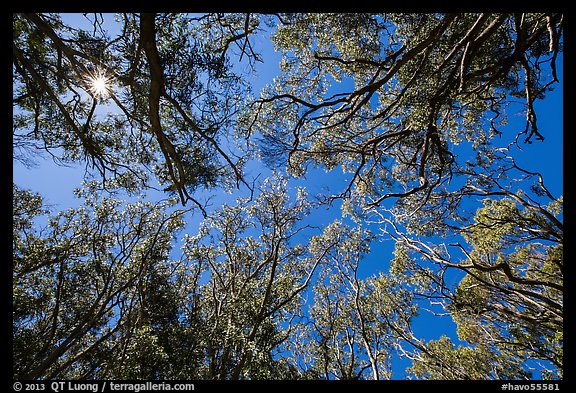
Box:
176 176 354 379
13 183 186 379
442 196 563 379
13 13 254 206
13 12 563 380
250 13 560 235
408 336 530 379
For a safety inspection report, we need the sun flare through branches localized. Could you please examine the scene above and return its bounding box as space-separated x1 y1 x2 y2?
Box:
86 69 112 99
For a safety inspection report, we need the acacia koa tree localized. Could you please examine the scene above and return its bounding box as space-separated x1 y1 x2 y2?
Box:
284 237 418 380
173 176 416 379
247 13 563 378
13 12 563 380
13 184 187 379
13 13 260 209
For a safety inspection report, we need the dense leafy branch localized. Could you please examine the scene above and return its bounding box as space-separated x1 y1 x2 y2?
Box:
13 13 259 207
13 12 563 380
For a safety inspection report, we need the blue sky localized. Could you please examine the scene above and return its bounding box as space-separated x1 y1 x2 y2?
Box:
13 13 563 379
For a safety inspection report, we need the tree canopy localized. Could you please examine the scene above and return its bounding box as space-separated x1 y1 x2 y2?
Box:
13 12 563 380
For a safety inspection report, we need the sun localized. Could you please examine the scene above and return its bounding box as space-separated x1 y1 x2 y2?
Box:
86 69 112 99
